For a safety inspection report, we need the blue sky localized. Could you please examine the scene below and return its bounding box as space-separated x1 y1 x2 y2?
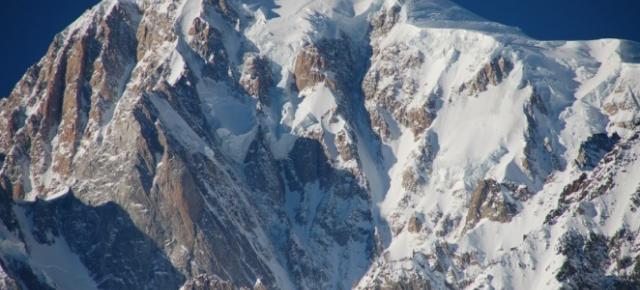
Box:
1 0 639 96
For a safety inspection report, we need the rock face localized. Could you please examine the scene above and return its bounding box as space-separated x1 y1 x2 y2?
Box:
27 193 184 290
240 55 273 105
363 37 432 140
555 230 640 289
293 37 355 94
463 179 518 232
458 56 513 95
1 0 640 290
180 274 254 290
576 133 621 170
406 214 423 233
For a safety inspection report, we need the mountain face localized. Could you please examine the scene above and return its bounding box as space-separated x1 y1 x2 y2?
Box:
1 0 640 289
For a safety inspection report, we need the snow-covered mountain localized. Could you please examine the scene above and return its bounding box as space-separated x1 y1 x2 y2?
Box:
1 0 640 289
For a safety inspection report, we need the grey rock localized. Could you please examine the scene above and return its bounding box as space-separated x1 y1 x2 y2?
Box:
576 133 620 170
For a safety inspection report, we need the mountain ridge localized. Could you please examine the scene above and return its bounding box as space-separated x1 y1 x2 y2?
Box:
1 0 640 289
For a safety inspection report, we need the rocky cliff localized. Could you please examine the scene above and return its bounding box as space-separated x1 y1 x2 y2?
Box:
1 0 640 289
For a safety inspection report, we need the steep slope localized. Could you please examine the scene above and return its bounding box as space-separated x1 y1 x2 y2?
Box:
0 0 639 289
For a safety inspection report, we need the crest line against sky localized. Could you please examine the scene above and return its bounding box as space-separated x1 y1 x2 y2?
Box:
1 0 638 96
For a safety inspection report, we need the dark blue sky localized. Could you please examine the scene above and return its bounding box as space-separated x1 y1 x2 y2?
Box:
1 0 639 96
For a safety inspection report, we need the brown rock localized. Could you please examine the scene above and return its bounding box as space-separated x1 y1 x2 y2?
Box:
335 129 357 162
189 17 230 80
292 37 353 93
407 214 423 233
464 179 518 232
404 108 433 136
293 45 327 91
370 5 401 38
459 56 513 95
362 41 433 141
369 109 392 140
401 169 419 192
603 102 619 115
11 182 24 201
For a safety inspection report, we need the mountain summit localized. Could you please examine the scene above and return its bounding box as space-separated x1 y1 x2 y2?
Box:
1 0 640 289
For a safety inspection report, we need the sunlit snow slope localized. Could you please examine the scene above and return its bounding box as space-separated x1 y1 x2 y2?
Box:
1 0 640 289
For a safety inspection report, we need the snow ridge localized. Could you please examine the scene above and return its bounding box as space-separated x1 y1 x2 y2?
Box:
0 0 640 289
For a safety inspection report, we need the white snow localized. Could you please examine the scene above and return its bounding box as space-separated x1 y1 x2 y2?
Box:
6 0 640 289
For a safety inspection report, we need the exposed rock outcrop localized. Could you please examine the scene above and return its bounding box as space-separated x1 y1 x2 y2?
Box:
363 26 441 140
556 230 640 289
464 179 518 232
1 1 640 290
459 56 513 95
240 54 273 105
188 16 231 80
293 37 354 93
370 5 401 38
576 133 620 170
180 274 246 290
406 213 423 233
521 90 565 186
